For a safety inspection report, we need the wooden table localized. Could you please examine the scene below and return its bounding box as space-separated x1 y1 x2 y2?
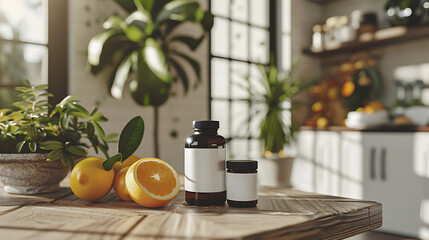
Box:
0 178 382 240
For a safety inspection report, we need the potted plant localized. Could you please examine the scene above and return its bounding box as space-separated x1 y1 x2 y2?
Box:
0 80 114 194
250 62 304 187
87 0 213 157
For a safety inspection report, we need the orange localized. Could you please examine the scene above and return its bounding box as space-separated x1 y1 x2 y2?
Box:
341 81 355 97
316 117 329 128
311 102 324 113
126 158 180 208
70 157 115 201
367 101 384 111
113 154 140 173
114 166 133 201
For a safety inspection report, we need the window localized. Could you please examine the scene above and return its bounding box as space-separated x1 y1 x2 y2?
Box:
0 0 68 108
210 0 291 159
210 0 273 159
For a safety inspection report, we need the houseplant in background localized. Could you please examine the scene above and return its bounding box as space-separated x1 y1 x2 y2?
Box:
87 0 213 157
250 61 305 187
0 81 114 194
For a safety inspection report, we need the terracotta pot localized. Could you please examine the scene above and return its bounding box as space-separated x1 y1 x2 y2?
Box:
0 153 69 194
258 154 294 188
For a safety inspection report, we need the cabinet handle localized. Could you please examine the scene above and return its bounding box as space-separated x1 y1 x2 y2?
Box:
370 148 376 180
381 148 386 181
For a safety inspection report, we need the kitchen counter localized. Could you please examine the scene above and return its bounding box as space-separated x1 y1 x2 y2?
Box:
301 125 429 132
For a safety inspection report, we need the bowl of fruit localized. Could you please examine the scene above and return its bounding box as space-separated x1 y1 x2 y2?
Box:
345 101 390 129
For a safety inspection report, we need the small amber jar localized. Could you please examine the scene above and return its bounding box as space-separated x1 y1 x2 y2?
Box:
226 160 258 208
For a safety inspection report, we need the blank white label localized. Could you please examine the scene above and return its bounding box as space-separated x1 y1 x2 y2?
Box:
226 172 258 201
185 148 226 192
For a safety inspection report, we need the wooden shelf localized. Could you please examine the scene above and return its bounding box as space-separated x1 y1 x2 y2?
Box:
303 24 429 58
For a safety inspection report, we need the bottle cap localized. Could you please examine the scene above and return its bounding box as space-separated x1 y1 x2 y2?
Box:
193 120 219 129
227 160 258 170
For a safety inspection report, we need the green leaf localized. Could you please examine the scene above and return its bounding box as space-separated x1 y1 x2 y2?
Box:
34 84 49 90
118 116 144 160
155 0 200 26
113 0 137 13
133 0 154 12
40 140 63 150
70 104 91 118
125 10 153 36
47 149 62 161
93 121 106 139
12 101 31 110
66 146 87 156
98 144 110 159
200 11 214 31
110 53 133 99
105 133 119 140
16 140 26 153
29 125 38 139
169 58 189 94
29 141 37 152
102 153 123 171
171 50 201 83
90 112 108 122
86 122 95 137
58 96 77 107
62 153 75 169
170 35 204 51
129 50 171 106
103 16 125 29
15 87 31 92
144 38 171 83
87 29 125 66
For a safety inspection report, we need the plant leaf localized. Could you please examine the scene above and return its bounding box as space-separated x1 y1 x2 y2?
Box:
113 0 137 13
103 16 125 29
155 0 200 26
62 153 75 169
118 116 144 161
93 121 106 139
16 140 26 153
88 29 125 66
125 10 153 36
47 149 62 161
86 122 95 137
133 0 154 12
129 48 171 107
169 57 189 94
66 146 87 156
171 50 201 83
110 53 133 99
102 153 123 171
40 140 63 150
170 35 204 51
29 141 37 152
145 38 171 83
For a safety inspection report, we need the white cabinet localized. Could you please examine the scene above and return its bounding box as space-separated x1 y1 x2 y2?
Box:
295 130 429 238
360 133 423 237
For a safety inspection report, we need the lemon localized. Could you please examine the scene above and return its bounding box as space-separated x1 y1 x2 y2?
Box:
70 157 115 201
113 154 140 174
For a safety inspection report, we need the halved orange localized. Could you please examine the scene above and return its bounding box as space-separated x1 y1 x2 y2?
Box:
125 158 180 208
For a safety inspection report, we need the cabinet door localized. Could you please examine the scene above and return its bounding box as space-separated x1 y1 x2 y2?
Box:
313 131 341 196
362 133 423 237
292 131 316 192
414 133 429 239
340 132 364 199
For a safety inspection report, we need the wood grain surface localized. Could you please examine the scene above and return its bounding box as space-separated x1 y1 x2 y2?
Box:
0 177 382 240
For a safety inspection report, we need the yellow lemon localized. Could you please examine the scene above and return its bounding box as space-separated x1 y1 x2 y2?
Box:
113 154 140 174
70 157 115 201
126 158 180 208
114 166 133 201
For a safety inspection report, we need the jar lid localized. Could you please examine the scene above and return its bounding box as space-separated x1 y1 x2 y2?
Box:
193 120 219 129
227 160 258 170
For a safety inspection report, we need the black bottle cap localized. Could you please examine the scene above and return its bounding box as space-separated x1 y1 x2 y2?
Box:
193 120 219 129
227 160 258 170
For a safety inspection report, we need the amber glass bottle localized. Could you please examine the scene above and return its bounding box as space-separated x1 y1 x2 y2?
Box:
184 120 226 206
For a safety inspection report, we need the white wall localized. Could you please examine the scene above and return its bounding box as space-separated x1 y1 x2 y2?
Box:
68 0 209 173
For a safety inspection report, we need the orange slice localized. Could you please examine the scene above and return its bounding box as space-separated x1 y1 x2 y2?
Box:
126 158 180 208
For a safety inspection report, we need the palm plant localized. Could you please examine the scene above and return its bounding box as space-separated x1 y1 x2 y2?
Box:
251 62 303 157
87 0 213 157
